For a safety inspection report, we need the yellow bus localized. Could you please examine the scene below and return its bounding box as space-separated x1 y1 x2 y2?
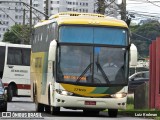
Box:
31 12 132 117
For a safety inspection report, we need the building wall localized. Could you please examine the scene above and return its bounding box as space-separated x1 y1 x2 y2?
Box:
44 0 95 16
0 0 44 41
0 0 119 41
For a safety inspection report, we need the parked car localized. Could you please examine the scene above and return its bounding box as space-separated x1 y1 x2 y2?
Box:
128 71 149 93
0 79 7 112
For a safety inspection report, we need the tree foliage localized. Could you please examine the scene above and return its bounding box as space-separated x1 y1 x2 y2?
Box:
130 20 160 58
3 24 30 44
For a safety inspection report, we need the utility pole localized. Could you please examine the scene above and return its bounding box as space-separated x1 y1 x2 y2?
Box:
30 0 32 44
45 0 49 20
21 9 26 44
23 9 25 25
120 0 126 21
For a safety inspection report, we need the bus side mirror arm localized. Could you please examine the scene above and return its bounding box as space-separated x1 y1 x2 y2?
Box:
48 40 57 61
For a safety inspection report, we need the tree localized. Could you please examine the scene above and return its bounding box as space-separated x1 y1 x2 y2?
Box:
3 24 30 44
130 20 160 57
96 0 106 14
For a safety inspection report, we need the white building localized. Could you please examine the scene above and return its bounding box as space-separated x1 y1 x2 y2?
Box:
0 0 119 41
0 0 44 41
43 0 95 16
43 0 119 17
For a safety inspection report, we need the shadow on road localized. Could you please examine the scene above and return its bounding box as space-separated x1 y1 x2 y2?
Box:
42 111 108 118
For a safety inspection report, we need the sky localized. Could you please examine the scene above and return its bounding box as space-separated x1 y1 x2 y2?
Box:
126 0 160 23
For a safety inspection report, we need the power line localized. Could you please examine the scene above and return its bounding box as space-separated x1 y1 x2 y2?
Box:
24 4 41 21
128 11 160 18
128 0 160 8
145 0 160 8
132 33 152 41
0 8 16 23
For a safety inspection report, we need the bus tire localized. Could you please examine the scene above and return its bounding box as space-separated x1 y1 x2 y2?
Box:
48 85 51 105
50 106 60 115
33 83 36 102
108 109 118 117
45 105 50 113
2 103 7 112
7 85 13 102
35 103 44 112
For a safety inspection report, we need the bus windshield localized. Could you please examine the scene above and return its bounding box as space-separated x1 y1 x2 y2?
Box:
59 26 128 45
57 45 128 86
57 26 128 86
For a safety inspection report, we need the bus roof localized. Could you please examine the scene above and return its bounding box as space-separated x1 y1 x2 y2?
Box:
34 12 128 28
0 42 31 48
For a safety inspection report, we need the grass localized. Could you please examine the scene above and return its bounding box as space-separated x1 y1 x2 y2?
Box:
119 96 160 119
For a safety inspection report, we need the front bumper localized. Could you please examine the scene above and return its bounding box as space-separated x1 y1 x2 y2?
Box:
53 93 127 110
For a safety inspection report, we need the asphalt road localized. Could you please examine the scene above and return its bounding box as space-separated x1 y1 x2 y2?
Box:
2 97 152 120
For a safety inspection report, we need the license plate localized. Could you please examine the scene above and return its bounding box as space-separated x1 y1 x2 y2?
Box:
85 101 96 105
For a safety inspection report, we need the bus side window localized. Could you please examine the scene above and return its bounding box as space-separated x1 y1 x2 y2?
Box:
22 48 31 66
7 47 22 65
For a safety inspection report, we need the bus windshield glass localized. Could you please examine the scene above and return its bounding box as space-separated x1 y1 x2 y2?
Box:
57 26 129 86
59 26 128 45
57 45 128 86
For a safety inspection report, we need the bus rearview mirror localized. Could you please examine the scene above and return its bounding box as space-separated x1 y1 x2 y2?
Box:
48 40 57 61
130 43 137 67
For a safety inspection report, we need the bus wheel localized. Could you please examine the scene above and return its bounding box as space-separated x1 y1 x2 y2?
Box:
35 103 44 112
2 103 7 112
108 109 118 117
33 83 37 102
7 85 13 102
45 105 50 113
50 106 60 115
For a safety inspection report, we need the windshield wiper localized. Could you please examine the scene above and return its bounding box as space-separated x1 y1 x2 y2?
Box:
96 62 110 84
76 63 93 83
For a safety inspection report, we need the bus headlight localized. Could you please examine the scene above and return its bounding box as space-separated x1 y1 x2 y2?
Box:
56 89 73 96
110 93 127 98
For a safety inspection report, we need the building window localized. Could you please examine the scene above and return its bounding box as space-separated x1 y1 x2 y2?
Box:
15 15 18 19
